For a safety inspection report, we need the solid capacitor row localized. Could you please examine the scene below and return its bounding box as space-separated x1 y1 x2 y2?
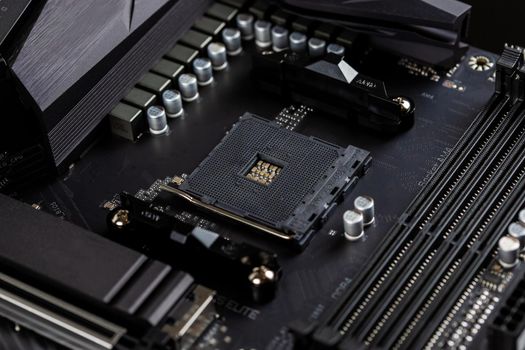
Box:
147 29 243 135
235 13 345 57
147 11 349 136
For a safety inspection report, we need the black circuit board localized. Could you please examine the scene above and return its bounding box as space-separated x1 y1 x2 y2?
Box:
12 33 500 350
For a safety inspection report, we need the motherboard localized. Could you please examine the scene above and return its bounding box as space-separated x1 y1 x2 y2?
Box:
1 0 525 350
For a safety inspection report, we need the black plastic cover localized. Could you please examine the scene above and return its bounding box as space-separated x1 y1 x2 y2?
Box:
274 0 471 67
0 193 193 331
277 0 470 30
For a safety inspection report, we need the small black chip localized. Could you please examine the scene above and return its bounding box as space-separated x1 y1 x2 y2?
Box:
179 113 371 248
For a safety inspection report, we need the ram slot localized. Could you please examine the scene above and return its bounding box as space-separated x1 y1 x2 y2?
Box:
331 100 517 341
353 105 525 341
383 146 525 349
318 96 512 341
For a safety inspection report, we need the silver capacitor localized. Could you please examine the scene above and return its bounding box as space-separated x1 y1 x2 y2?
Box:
354 196 375 226
236 13 255 40
192 58 214 86
327 43 346 56
508 222 525 250
178 74 199 102
271 26 289 52
207 42 228 71
519 209 525 226
162 90 183 118
498 235 520 269
289 32 307 52
146 106 168 135
308 37 326 57
222 28 242 56
343 210 364 241
254 20 272 48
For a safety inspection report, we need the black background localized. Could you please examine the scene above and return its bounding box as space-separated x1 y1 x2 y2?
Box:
464 0 524 52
